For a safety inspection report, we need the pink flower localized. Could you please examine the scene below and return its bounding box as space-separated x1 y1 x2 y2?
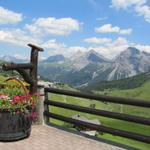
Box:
12 95 20 103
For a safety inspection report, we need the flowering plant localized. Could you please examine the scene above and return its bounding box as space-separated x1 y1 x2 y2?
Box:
0 78 39 120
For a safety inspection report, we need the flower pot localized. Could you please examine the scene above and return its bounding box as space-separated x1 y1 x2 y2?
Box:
0 110 32 141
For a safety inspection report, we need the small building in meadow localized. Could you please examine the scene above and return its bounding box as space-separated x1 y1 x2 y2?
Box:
71 114 101 136
38 80 55 88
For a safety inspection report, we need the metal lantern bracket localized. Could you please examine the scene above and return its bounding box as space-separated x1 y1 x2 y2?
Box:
2 44 44 95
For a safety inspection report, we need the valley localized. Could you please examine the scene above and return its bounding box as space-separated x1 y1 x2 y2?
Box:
49 80 150 150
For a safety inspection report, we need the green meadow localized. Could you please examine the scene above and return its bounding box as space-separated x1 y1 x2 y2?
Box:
48 82 150 150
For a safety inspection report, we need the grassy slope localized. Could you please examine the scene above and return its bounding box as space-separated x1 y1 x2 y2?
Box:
0 74 6 82
48 82 150 150
95 81 150 100
83 72 150 91
94 82 150 149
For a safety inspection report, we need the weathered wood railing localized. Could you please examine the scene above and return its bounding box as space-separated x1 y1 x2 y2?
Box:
43 87 150 144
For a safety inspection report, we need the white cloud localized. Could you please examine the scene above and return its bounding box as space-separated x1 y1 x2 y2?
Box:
119 28 133 34
41 40 88 57
0 27 79 57
112 0 150 23
41 39 66 50
95 24 119 33
133 44 150 53
1 26 149 60
68 46 88 54
135 5 150 23
95 24 132 35
110 37 128 46
0 26 149 60
0 29 40 46
26 17 80 36
84 37 112 44
44 37 129 59
111 0 146 9
13 54 28 60
0 6 22 24
85 37 150 58
43 36 150 59
91 37 129 58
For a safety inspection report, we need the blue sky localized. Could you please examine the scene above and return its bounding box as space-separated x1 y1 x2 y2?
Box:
0 0 150 60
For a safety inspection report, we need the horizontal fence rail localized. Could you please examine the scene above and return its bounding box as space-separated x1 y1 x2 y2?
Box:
44 88 150 107
44 111 150 144
44 100 150 125
44 87 150 144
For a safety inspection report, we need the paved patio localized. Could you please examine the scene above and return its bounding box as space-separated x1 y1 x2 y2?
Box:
0 125 125 150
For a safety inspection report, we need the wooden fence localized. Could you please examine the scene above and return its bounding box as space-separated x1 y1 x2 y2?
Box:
44 87 150 144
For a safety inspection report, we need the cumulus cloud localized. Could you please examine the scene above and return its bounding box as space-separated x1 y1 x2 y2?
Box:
26 17 80 36
41 40 88 57
132 44 150 53
84 37 112 44
95 24 132 35
43 37 129 59
111 0 146 9
0 6 23 24
89 37 129 58
68 46 88 54
41 39 66 50
0 29 40 46
135 5 150 23
111 0 150 23
84 37 150 59
13 54 28 60
0 27 149 59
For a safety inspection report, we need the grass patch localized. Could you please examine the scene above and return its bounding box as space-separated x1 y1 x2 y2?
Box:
47 83 150 149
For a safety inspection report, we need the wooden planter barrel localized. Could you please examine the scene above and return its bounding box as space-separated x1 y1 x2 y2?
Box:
0 110 32 141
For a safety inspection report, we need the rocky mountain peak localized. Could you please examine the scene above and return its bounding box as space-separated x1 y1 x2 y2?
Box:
86 49 109 63
117 47 140 60
126 47 140 54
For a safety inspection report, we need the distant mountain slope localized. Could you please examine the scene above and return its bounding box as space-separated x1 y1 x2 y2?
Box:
38 47 150 86
108 47 150 80
0 55 26 63
38 50 111 85
69 50 110 70
81 72 150 91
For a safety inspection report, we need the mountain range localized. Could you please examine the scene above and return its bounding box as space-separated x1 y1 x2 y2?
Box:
38 47 150 86
0 55 26 63
1 47 150 87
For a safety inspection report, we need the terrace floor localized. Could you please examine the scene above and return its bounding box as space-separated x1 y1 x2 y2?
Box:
0 125 126 150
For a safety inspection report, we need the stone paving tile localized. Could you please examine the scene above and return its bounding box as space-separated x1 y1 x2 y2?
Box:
0 125 125 150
